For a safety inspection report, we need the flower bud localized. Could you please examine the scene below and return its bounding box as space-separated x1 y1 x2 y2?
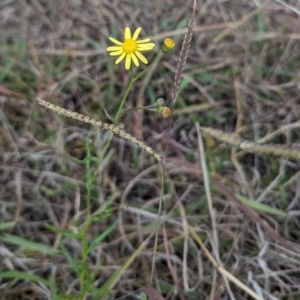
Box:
162 38 175 53
156 98 165 106
157 106 171 118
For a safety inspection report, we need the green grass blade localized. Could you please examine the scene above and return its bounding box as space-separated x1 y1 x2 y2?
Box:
2 233 60 255
88 220 118 253
60 244 80 277
236 194 290 219
0 221 16 230
92 237 150 300
0 271 50 286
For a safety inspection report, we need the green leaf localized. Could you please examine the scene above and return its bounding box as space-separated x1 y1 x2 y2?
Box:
103 108 117 124
45 223 80 239
88 220 118 253
61 244 80 277
0 221 16 230
236 194 290 219
140 292 148 300
92 237 150 299
1 234 60 255
0 271 50 286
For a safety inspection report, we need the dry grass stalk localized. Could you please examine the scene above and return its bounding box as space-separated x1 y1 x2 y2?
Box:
200 126 300 161
37 98 161 162
171 0 196 104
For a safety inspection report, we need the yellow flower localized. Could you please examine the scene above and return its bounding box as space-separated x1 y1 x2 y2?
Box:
107 27 155 70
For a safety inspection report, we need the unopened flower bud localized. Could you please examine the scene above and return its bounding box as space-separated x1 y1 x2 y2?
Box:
157 106 171 118
156 98 165 106
162 38 175 53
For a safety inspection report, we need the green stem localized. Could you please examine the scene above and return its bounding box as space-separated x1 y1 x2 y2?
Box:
115 51 163 121
78 52 165 296
115 68 134 121
79 139 94 296
91 51 164 181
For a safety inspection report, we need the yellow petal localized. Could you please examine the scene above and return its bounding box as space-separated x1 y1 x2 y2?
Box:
109 37 122 45
138 43 155 51
109 50 124 56
125 53 131 70
137 38 151 43
132 27 142 40
135 51 148 64
124 27 131 40
131 52 139 67
115 52 126 64
107 46 122 51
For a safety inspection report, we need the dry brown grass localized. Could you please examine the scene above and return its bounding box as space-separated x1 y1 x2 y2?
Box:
1 0 300 299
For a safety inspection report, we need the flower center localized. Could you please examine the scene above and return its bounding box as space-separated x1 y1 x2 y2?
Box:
122 39 138 53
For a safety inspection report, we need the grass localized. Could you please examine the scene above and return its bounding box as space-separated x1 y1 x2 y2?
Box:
1 0 300 299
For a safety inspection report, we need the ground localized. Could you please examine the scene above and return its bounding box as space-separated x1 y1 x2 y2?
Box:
0 0 300 299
